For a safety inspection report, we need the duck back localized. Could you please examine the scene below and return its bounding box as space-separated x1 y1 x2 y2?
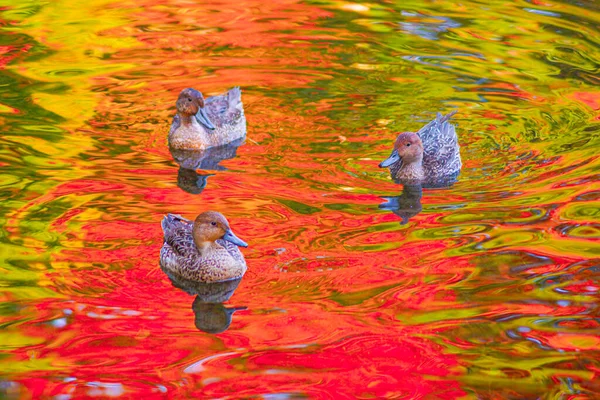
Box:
418 111 461 180
204 87 246 144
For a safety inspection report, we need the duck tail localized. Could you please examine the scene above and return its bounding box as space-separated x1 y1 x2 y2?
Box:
227 87 242 109
161 214 189 236
437 110 458 124
442 118 457 141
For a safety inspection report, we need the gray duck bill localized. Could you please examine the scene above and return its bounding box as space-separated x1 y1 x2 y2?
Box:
379 149 401 168
222 229 248 247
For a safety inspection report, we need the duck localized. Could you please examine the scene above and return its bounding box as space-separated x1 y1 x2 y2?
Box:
168 87 246 150
160 211 248 282
379 110 461 184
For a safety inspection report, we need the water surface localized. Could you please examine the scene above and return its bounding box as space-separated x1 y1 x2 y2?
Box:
0 0 599 398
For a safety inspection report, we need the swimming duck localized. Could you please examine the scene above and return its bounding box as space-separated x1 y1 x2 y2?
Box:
168 87 246 150
379 110 461 183
160 211 248 282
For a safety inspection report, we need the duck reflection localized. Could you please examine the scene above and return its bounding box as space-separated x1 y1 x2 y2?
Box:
162 268 246 334
379 183 423 225
170 137 244 194
379 176 461 224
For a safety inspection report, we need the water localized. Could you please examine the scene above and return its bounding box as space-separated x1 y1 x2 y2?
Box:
0 0 599 398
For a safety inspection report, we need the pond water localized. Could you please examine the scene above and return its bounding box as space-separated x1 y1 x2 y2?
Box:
1 0 599 398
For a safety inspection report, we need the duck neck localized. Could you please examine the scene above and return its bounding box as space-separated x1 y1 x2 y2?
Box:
178 113 194 126
194 239 216 256
394 158 424 181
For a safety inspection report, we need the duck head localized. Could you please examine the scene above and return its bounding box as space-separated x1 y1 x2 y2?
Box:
379 132 423 169
176 88 216 130
192 211 248 251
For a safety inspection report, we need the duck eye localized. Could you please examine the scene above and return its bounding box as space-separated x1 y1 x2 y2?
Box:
187 98 192 102
211 222 217 226
406 143 411 147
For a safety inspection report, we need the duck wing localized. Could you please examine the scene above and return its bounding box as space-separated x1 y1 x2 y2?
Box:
161 214 198 260
417 111 462 178
204 87 245 129
168 113 181 137
216 238 246 265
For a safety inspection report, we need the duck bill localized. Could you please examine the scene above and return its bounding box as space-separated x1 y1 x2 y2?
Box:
223 229 248 248
379 150 401 168
196 107 216 130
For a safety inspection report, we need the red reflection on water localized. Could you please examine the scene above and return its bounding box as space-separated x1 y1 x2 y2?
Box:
1 169 468 397
0 44 31 69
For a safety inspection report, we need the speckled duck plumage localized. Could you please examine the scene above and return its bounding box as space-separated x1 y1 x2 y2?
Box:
160 213 247 283
380 110 462 184
168 87 246 150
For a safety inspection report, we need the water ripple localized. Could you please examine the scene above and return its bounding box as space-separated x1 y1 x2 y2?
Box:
0 0 599 397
